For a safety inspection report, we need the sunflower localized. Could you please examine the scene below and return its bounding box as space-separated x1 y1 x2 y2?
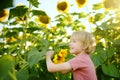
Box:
36 15 50 25
53 54 65 64
51 26 56 32
75 0 88 8
88 16 94 24
6 37 17 43
57 0 69 13
53 49 68 64
0 9 8 22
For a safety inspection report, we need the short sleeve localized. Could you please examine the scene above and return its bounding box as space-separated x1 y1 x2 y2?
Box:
68 54 89 70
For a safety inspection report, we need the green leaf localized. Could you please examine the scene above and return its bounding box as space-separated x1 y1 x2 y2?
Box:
0 0 13 10
27 39 49 67
59 72 72 80
100 22 109 30
4 30 18 38
9 20 18 25
90 46 106 68
78 12 87 18
31 10 47 16
90 52 106 68
28 21 37 27
106 47 115 58
93 13 105 23
93 3 103 10
27 47 41 67
70 12 79 15
9 5 28 19
38 59 56 80
16 68 29 80
28 0 40 8
40 39 50 50
27 27 43 33
102 64 120 78
0 55 14 78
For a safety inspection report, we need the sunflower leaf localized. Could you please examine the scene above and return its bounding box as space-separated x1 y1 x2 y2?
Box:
31 10 47 16
27 0 40 8
8 5 28 19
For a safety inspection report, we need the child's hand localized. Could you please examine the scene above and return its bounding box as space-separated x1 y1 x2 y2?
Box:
46 50 54 58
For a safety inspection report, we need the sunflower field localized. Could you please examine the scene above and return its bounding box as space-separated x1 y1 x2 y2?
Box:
0 0 120 80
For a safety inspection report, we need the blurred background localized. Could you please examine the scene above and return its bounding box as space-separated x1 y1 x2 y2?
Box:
0 0 120 80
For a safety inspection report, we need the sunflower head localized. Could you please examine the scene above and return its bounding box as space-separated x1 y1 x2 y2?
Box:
53 54 65 64
0 9 9 22
6 37 17 43
57 0 69 13
53 49 68 64
51 26 56 32
75 0 88 8
37 15 50 25
88 16 94 24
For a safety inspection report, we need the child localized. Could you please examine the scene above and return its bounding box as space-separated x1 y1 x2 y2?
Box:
46 30 97 80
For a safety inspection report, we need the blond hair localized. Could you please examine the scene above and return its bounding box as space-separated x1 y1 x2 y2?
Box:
71 30 96 54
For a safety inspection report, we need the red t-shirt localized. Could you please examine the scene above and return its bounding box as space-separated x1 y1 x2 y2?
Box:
68 53 97 80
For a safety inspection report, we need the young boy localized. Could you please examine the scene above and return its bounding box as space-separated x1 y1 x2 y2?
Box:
46 30 97 80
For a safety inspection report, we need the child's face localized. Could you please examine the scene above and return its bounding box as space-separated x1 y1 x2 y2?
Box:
69 38 85 55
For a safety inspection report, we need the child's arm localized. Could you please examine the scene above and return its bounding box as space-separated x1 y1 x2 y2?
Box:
46 51 72 73
60 70 70 74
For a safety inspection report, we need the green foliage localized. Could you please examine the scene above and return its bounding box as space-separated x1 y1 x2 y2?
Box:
91 2 120 79
16 67 29 80
9 6 28 19
102 64 119 78
0 0 120 80
27 48 42 67
93 2 103 10
93 13 105 23
0 0 13 11
27 43 48 67
28 0 40 8
90 46 106 68
31 10 47 16
0 55 15 79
